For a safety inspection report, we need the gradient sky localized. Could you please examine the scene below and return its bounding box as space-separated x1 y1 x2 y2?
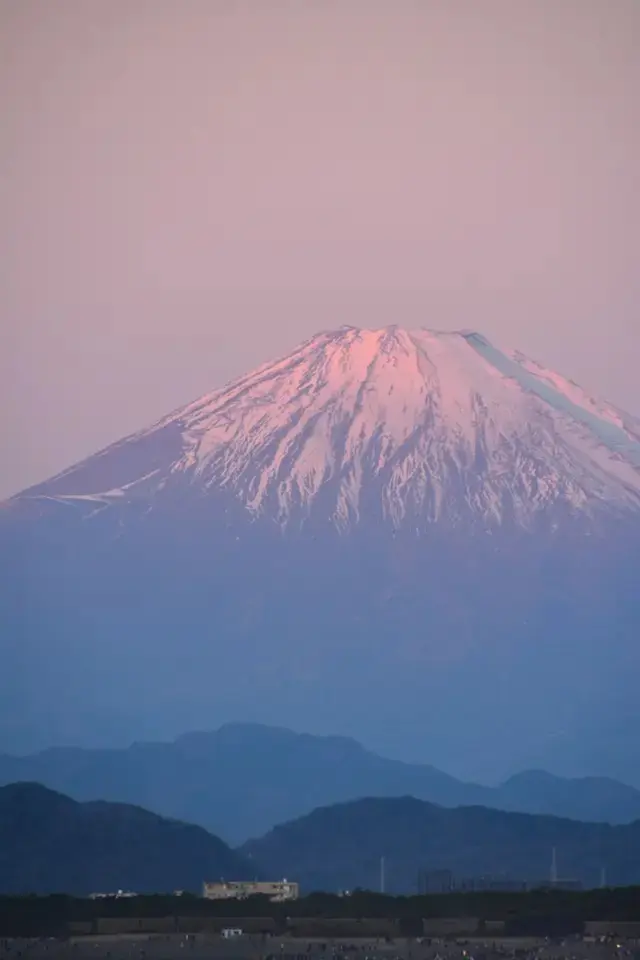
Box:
1 0 639 498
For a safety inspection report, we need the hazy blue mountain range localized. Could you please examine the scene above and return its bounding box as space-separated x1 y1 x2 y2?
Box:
5 780 640 898
0 782 251 896
2 327 640 780
243 795 640 894
1 723 639 844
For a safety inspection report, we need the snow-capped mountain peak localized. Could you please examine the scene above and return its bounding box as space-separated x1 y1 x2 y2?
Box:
17 326 640 528
4 327 640 772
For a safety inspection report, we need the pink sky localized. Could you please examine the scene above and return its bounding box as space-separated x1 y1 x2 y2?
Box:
1 0 639 497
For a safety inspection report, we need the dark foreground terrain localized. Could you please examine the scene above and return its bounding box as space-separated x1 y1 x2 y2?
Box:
3 889 640 943
0 934 636 960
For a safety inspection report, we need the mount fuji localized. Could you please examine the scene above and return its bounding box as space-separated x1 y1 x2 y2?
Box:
2 327 640 780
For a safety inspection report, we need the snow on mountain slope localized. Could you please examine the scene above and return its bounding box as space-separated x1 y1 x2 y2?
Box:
16 327 640 527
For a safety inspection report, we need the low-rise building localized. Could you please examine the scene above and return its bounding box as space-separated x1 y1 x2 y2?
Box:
202 879 299 902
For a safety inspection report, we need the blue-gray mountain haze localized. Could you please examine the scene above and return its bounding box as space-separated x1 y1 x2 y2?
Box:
1 724 640 845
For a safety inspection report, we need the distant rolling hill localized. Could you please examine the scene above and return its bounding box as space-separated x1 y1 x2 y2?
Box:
0 782 252 896
1 723 639 844
243 795 640 894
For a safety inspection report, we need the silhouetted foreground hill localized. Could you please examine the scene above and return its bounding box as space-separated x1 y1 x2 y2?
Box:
243 796 640 893
0 782 251 895
1 723 639 844
5 781 640 900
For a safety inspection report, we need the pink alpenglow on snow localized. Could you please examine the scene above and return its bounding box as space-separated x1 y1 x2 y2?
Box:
15 327 640 529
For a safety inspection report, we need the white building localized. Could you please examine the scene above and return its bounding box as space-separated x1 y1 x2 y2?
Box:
202 879 299 902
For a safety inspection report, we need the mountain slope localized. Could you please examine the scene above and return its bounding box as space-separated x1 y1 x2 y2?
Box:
1 326 639 780
14 326 640 526
1 724 639 844
243 796 640 894
0 782 252 895
497 770 640 823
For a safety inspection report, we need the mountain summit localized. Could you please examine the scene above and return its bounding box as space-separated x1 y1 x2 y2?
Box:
16 326 640 528
2 327 640 779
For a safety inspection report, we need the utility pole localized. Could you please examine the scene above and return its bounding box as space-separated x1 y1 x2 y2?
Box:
380 856 385 894
600 866 607 889
550 847 558 885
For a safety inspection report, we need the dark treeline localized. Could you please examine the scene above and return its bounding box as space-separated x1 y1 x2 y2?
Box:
2 888 640 938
